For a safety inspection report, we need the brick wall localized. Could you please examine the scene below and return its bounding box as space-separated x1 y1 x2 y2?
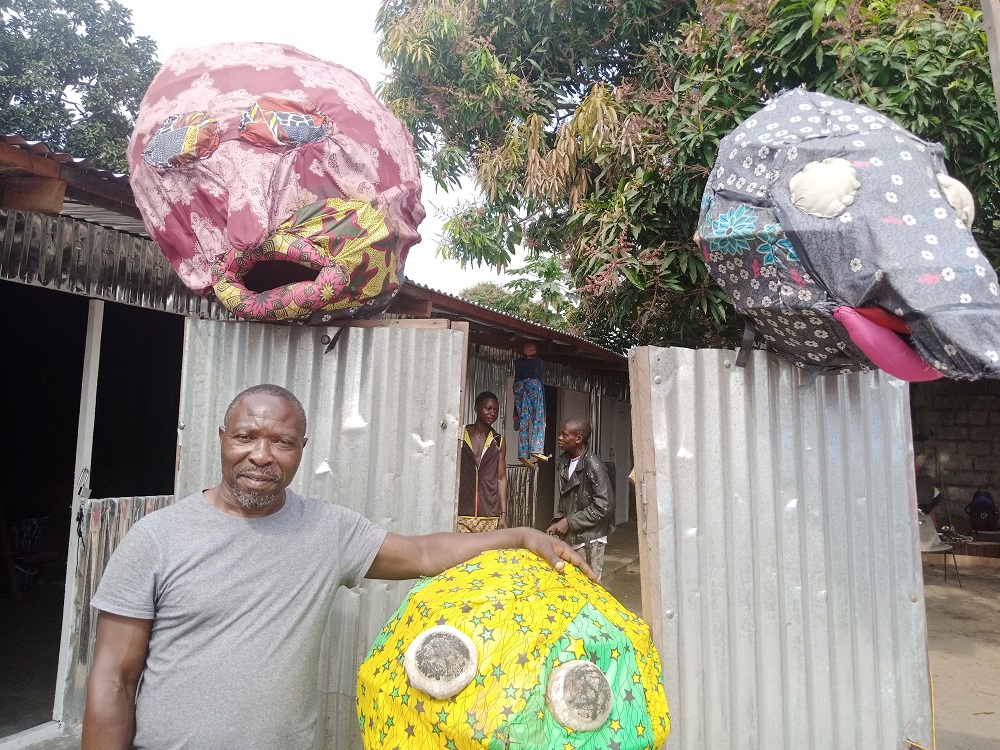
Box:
910 379 1000 533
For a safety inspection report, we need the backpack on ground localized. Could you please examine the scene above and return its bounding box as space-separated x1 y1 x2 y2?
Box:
965 490 1000 532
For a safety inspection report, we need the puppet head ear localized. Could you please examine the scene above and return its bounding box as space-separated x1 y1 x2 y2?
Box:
936 173 975 229
404 625 479 699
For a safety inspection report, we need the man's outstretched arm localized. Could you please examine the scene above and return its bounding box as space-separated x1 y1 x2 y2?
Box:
366 527 596 582
82 612 152 750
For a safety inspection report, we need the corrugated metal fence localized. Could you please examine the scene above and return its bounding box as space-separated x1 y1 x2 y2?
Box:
63 496 176 727
175 319 468 750
629 346 931 750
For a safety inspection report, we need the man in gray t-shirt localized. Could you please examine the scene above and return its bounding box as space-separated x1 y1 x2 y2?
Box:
82 384 592 750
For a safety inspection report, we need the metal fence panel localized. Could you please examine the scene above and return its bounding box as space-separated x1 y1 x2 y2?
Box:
176 319 467 750
62 496 176 729
628 346 931 750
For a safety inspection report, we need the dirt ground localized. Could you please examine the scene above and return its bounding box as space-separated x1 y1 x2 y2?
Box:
604 560 1000 750
922 561 1000 750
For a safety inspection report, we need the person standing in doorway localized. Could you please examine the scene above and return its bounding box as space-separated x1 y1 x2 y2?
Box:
547 417 616 581
513 341 546 466
458 391 508 532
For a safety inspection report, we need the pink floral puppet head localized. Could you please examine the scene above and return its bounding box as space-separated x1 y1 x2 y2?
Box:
127 43 425 323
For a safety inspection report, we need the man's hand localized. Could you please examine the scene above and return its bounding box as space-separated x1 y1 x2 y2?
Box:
518 526 596 582
546 516 570 538
497 514 508 529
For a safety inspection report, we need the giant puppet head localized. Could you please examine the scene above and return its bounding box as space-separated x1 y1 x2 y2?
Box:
128 43 424 323
358 549 670 749
697 88 1000 381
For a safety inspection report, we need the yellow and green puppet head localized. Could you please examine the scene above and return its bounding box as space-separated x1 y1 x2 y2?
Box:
358 549 670 749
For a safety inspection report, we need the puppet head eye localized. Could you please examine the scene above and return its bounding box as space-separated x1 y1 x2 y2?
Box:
404 625 478 699
789 157 860 218
545 659 613 731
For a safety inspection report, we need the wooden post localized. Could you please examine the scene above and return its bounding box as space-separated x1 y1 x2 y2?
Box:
627 347 664 657
984 0 1000 117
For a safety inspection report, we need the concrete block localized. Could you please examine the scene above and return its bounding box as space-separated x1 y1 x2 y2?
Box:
966 442 994 458
934 426 970 442
968 425 997 443
973 456 999 472
955 411 990 426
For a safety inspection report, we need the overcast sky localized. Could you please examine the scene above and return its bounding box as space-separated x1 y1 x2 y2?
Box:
119 0 509 295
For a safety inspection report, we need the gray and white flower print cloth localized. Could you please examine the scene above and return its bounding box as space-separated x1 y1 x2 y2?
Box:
698 87 1000 380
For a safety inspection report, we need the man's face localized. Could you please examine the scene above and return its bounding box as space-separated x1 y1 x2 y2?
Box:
218 393 307 510
557 423 582 453
523 343 537 358
476 398 499 427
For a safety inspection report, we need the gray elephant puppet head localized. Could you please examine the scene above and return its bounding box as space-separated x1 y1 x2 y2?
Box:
697 87 1000 381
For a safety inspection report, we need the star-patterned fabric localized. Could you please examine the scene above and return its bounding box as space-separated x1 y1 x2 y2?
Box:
357 550 670 749
698 87 1000 380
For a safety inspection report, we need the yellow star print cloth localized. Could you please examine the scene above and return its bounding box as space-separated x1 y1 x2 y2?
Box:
357 549 670 749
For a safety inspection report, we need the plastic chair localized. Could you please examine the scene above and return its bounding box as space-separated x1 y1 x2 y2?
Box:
918 510 961 587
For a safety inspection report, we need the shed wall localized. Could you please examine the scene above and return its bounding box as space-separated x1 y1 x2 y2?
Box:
910 378 1000 533
63 496 176 730
0 210 226 318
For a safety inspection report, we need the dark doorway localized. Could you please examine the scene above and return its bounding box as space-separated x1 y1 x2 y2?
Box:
0 281 88 736
90 302 184 498
531 385 560 529
0 289 185 739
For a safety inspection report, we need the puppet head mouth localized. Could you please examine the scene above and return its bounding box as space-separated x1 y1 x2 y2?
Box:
240 259 320 292
212 229 351 322
210 198 400 322
834 306 943 382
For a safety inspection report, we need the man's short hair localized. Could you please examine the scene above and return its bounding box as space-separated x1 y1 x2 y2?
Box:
475 391 499 406
224 384 307 435
564 417 592 444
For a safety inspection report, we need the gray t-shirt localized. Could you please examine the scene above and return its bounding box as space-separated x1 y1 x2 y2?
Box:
91 489 387 750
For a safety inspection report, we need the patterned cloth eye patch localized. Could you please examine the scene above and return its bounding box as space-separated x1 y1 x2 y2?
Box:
143 112 219 168
143 97 327 169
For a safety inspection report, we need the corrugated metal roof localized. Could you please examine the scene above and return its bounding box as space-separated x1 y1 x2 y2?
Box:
399 280 627 367
0 209 229 318
629 346 932 750
1 134 131 183
175 318 468 750
58 198 150 237
403 278 584 343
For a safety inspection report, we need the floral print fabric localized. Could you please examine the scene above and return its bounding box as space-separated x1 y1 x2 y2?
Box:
698 88 1000 379
128 43 424 321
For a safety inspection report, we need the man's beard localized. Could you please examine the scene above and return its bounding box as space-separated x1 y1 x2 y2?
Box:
229 470 281 509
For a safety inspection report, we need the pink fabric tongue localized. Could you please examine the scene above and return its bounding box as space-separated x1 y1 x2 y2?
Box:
834 306 943 382
855 306 910 334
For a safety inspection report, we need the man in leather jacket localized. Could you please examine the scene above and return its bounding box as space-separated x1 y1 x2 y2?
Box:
546 418 616 581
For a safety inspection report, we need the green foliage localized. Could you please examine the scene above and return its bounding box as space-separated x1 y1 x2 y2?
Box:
380 1 1000 352
457 251 577 329
0 0 160 172
504 253 577 319
457 281 525 316
457 278 569 329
